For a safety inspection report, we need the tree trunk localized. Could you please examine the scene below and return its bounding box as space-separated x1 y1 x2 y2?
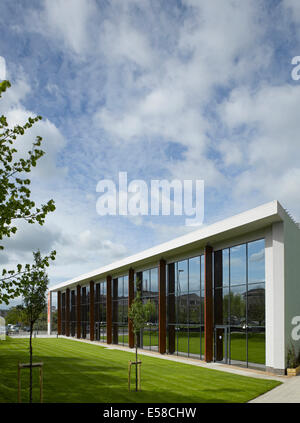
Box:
29 321 33 403
135 342 138 392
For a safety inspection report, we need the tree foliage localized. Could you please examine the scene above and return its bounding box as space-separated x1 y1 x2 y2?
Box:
128 289 154 391
128 290 154 336
22 251 49 325
5 304 26 325
0 80 56 304
21 250 49 403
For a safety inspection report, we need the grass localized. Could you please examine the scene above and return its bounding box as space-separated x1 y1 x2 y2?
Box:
0 337 279 403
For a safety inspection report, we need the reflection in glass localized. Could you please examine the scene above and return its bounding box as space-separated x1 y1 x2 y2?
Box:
201 255 205 289
213 239 266 368
177 325 189 356
247 285 265 326
142 270 150 295
188 327 202 357
229 285 246 326
176 294 189 324
139 267 159 351
222 249 229 287
248 239 265 284
248 329 265 365
230 244 246 286
189 256 200 291
230 327 247 363
151 268 158 293
167 256 204 359
177 260 188 293
189 292 201 324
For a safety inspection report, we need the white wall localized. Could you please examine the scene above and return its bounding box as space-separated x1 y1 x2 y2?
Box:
284 218 300 364
47 291 52 335
265 222 285 372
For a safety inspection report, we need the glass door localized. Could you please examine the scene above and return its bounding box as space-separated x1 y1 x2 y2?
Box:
214 325 229 364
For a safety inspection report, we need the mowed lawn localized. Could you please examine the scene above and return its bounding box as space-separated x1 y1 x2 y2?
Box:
0 337 279 403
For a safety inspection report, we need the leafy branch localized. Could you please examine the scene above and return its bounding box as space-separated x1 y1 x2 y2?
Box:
0 80 56 304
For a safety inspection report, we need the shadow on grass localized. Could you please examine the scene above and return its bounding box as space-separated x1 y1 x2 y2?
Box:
0 338 279 403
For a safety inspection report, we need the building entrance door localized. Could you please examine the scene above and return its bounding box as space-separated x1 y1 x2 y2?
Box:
214 325 229 364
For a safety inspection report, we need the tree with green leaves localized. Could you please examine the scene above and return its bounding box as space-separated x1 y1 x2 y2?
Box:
5 304 26 325
22 250 49 403
128 289 154 391
0 80 56 304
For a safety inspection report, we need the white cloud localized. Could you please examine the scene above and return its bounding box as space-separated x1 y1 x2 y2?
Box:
218 84 300 215
37 0 98 55
3 0 300 303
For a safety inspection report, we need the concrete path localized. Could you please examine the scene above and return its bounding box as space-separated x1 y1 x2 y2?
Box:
250 374 300 403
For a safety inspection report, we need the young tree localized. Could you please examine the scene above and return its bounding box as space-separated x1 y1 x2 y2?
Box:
22 250 49 403
0 80 56 304
128 289 154 391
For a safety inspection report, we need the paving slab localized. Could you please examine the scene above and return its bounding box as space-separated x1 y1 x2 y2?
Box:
250 374 300 403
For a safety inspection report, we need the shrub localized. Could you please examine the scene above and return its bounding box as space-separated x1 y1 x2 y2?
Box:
287 343 300 368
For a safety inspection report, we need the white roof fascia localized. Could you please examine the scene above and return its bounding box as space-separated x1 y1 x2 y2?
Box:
49 200 283 292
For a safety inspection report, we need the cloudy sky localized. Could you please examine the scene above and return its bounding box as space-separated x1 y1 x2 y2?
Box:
1 0 300 302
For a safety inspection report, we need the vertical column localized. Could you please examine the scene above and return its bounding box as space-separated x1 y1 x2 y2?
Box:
204 245 213 362
76 285 81 339
62 293 66 335
167 263 175 354
128 268 135 348
214 250 223 361
106 275 112 344
57 291 62 335
112 278 119 344
47 291 52 335
159 259 166 354
265 222 285 374
66 288 70 337
95 283 100 341
136 271 143 348
89 280 95 341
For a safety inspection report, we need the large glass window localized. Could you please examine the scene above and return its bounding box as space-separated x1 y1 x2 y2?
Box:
213 239 266 369
95 281 106 342
61 292 66 335
138 267 159 351
70 290 76 337
167 255 204 359
112 275 128 346
81 286 89 339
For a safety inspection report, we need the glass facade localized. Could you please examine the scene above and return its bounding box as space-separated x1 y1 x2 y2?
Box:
167 256 205 359
112 275 129 346
61 292 66 335
81 286 90 339
139 268 159 351
58 237 266 370
214 239 265 368
95 282 106 342
70 289 76 337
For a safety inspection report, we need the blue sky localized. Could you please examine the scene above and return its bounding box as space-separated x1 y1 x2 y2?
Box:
1 0 300 298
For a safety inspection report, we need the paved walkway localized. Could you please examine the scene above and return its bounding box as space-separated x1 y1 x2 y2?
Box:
250 374 300 403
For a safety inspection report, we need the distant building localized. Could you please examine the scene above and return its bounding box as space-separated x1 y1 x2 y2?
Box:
0 316 6 341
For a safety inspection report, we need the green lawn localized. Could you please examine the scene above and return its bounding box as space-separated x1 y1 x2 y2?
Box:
0 337 279 403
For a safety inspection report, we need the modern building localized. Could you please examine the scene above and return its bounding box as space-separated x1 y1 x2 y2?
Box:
48 200 300 375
